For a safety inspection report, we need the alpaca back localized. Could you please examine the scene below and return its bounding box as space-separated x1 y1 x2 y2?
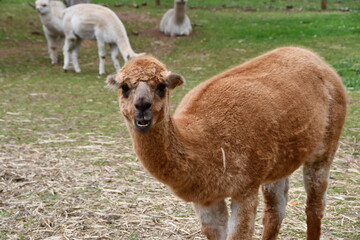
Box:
63 4 123 41
174 47 346 183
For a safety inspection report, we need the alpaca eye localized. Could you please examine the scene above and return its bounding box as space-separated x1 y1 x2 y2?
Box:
42 4 47 7
120 84 130 98
156 83 167 98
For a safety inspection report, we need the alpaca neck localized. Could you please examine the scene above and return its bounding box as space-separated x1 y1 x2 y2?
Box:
130 113 189 188
115 23 136 60
174 2 186 24
40 11 53 25
41 11 63 34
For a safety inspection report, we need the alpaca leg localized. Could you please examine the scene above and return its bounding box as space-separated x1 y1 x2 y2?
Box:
63 34 80 72
48 36 58 65
71 38 82 73
193 200 228 240
59 36 65 60
44 27 58 64
97 40 107 75
303 155 332 240
228 192 259 240
261 177 289 240
304 92 346 240
63 37 72 72
110 43 121 72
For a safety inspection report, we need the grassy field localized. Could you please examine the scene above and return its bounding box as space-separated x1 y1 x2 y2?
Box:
0 0 359 239
97 0 360 9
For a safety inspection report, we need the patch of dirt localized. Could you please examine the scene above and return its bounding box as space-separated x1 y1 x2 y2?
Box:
0 41 45 58
0 140 203 240
136 26 166 38
116 11 157 23
1 138 358 239
135 27 180 56
82 40 97 48
113 10 180 55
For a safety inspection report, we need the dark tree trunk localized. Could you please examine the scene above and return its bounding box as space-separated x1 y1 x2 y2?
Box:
321 0 327 10
156 0 160 6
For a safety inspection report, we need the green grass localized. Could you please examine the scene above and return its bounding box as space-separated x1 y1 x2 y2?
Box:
0 0 359 239
0 211 10 218
0 230 9 240
92 0 360 10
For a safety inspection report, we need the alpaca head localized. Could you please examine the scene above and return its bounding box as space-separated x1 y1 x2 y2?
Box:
35 0 51 15
175 0 187 7
106 56 185 132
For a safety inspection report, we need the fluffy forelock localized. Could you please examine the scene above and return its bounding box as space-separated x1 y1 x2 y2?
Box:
117 56 170 85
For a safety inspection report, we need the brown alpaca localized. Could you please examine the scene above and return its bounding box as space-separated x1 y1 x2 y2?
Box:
106 47 347 240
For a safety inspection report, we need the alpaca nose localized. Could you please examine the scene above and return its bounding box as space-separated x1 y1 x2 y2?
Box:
135 99 152 111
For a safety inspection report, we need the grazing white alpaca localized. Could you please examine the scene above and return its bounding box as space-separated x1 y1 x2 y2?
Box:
63 0 91 7
160 0 192 37
35 0 66 64
106 47 347 239
62 4 145 75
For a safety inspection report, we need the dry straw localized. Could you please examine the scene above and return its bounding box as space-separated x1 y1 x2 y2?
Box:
0 129 359 239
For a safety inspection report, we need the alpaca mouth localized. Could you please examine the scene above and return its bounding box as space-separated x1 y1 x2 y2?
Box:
135 118 152 131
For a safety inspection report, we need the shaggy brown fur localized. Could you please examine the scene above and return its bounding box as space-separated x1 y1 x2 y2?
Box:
107 47 347 240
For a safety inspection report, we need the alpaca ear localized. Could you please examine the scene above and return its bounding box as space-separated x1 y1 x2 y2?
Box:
166 72 185 89
27 2 36 10
106 74 121 89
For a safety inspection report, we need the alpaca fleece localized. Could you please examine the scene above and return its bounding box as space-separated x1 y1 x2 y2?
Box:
107 46 347 240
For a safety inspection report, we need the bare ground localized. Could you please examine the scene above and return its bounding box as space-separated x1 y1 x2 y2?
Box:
0 128 359 239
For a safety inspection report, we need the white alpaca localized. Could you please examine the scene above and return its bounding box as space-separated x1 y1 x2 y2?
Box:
160 0 192 37
35 0 66 64
62 3 145 75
